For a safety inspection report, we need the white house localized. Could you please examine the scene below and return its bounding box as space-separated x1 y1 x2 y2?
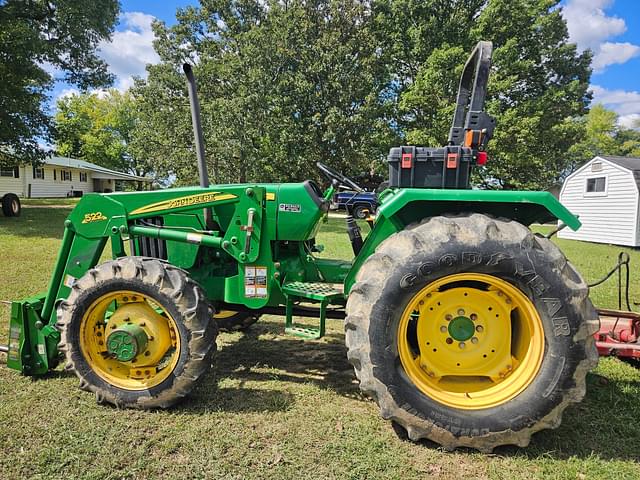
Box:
0 156 148 198
558 155 640 247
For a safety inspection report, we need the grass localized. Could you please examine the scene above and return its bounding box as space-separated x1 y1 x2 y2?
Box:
1 208 640 479
21 197 81 206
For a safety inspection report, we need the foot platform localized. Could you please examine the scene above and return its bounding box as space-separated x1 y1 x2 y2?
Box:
282 282 344 339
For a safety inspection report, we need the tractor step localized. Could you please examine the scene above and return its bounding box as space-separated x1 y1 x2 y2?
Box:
282 281 345 339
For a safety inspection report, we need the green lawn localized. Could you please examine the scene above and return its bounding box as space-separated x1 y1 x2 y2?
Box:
21 197 81 206
1 208 640 479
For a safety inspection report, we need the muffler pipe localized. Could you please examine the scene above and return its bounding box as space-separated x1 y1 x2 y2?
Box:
183 63 213 228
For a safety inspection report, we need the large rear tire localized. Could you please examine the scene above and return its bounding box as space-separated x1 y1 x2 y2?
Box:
57 257 217 409
345 214 599 451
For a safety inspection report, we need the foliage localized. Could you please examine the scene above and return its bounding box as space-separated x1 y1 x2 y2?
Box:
374 0 592 190
568 104 640 171
132 0 592 190
54 90 153 185
0 0 119 167
133 0 397 185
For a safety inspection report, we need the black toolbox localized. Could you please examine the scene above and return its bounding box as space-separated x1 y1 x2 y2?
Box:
387 145 474 189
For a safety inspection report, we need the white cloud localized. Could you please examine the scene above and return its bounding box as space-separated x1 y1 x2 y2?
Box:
98 11 160 91
592 84 640 128
592 42 640 72
56 87 79 101
619 113 640 129
562 0 640 72
563 0 625 49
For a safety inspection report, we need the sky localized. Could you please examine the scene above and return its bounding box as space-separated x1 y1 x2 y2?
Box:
51 0 640 128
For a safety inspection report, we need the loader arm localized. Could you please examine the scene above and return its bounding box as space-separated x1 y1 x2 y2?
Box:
6 185 267 375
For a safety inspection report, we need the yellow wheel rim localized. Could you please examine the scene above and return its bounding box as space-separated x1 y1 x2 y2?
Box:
214 310 238 319
79 290 180 390
397 273 544 410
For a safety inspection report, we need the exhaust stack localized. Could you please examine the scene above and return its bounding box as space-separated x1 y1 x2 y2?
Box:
183 63 213 228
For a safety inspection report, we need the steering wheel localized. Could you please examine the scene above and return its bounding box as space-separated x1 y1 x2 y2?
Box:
316 162 364 192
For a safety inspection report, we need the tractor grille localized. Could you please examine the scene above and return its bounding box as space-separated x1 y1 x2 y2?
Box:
130 217 168 260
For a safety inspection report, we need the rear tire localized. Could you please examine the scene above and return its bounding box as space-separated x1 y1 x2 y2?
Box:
345 213 599 451
2 193 21 217
57 257 217 409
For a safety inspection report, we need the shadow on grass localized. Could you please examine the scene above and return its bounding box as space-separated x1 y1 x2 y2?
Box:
0 207 71 239
491 371 640 462
178 319 361 414
202 321 640 461
40 317 640 461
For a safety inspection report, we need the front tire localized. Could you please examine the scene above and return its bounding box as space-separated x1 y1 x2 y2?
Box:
57 257 217 409
345 214 598 451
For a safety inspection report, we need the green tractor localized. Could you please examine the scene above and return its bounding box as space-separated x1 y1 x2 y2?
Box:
2 42 598 452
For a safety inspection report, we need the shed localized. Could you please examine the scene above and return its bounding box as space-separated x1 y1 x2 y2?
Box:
558 155 640 246
0 156 149 198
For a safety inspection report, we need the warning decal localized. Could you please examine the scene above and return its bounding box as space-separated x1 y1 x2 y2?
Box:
245 266 268 298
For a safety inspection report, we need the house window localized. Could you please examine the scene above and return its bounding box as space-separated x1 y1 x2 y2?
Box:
33 166 45 179
586 177 606 193
61 170 72 181
79 172 87 182
53 169 57 181
0 167 14 177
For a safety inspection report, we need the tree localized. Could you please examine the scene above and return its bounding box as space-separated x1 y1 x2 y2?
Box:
375 0 592 190
568 104 640 171
567 104 619 169
134 0 591 190
0 0 119 166
54 90 154 187
133 0 395 186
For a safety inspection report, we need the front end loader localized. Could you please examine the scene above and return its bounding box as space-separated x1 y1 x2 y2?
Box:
2 42 598 452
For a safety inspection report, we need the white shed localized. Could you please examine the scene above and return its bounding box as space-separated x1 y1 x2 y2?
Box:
558 155 640 247
0 155 149 198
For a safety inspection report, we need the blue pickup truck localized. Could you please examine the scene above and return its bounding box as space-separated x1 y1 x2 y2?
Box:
330 191 378 219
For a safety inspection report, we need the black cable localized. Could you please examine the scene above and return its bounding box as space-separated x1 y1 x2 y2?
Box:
588 251 632 312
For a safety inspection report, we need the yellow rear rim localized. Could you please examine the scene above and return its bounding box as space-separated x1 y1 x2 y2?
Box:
79 290 180 390
214 310 238 319
397 273 544 410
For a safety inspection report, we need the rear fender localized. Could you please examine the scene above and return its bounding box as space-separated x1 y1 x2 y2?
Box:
344 188 580 293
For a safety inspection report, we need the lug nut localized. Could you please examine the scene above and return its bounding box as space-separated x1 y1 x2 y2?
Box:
457 309 465 316
476 325 484 333
440 326 447 333
471 337 478 344
470 313 477 321
445 314 452 321
459 342 465 349
446 338 453 344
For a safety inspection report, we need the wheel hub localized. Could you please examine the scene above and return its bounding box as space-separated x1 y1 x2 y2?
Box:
448 315 475 341
107 323 148 362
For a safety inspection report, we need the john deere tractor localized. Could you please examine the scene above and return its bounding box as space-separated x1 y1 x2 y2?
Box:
2 42 598 452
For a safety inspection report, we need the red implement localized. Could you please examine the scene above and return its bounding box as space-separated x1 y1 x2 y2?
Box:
596 308 640 360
